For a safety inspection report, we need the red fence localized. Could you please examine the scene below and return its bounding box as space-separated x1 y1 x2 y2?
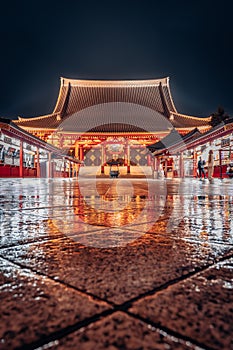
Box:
0 164 70 178
0 164 37 177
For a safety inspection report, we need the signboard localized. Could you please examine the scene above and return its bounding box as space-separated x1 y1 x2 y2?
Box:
4 136 12 144
221 138 230 147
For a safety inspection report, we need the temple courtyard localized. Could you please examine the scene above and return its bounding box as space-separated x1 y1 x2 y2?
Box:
0 175 233 350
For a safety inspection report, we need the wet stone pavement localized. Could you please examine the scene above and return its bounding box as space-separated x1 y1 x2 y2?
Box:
0 177 233 350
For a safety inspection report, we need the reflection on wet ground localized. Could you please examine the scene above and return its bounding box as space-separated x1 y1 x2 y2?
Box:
0 177 233 349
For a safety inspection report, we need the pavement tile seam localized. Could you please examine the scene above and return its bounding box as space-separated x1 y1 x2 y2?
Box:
1 179 233 349
0 235 65 250
0 254 116 308
110 252 233 311
1 237 233 307
179 237 233 247
0 224 110 249
2 245 232 343
0 221 130 249
0 239 51 251
35 310 206 350
0 256 114 309
128 257 233 350
0 256 114 350
0 250 229 350
124 311 211 350
14 308 116 350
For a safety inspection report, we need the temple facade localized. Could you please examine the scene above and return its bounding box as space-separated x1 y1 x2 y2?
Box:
15 77 211 174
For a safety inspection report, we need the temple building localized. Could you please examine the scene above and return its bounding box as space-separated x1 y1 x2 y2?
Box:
15 77 211 174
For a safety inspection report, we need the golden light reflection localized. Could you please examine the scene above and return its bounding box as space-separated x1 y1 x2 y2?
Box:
74 180 149 226
44 179 233 250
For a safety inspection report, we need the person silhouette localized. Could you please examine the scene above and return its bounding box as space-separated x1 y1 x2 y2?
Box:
198 157 206 179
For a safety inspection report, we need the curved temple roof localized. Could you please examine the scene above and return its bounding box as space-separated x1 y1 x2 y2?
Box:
15 77 211 132
52 77 177 117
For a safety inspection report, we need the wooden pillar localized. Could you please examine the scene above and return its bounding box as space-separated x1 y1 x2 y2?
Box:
79 146 84 161
101 144 105 173
164 158 168 177
193 149 197 177
48 152 52 178
75 142 79 159
70 162 74 177
182 153 185 178
219 150 222 179
124 145 127 165
152 156 157 179
179 152 184 178
152 156 155 171
68 161 71 178
19 140 23 178
154 157 158 171
147 153 151 166
36 147 40 178
74 163 78 177
127 143 130 173
75 163 79 177
63 159 65 178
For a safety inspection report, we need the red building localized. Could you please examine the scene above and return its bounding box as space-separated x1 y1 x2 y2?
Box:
0 118 80 178
14 77 211 175
148 119 233 179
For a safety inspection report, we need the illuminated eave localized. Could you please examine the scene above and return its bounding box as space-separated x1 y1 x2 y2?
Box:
56 130 169 137
60 76 170 87
176 125 211 132
17 126 56 132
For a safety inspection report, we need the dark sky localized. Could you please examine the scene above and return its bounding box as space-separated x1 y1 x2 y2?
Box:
0 0 232 119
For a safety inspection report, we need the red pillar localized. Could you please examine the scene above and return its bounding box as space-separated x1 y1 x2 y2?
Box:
101 144 105 174
147 154 151 166
179 152 184 178
63 158 66 177
48 152 52 178
79 146 84 161
127 143 130 173
154 157 158 171
36 147 40 178
124 145 127 166
75 142 79 159
69 161 71 178
219 150 222 179
164 158 168 177
193 149 197 177
152 156 157 178
19 140 23 178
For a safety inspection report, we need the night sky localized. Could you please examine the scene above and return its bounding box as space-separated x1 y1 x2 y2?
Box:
0 0 232 119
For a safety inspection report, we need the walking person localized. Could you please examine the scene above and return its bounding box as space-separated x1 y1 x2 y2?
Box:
207 150 214 180
226 163 233 178
198 156 206 179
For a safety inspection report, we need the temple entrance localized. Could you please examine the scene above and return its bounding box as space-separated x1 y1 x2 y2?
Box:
79 137 151 174
70 137 152 178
